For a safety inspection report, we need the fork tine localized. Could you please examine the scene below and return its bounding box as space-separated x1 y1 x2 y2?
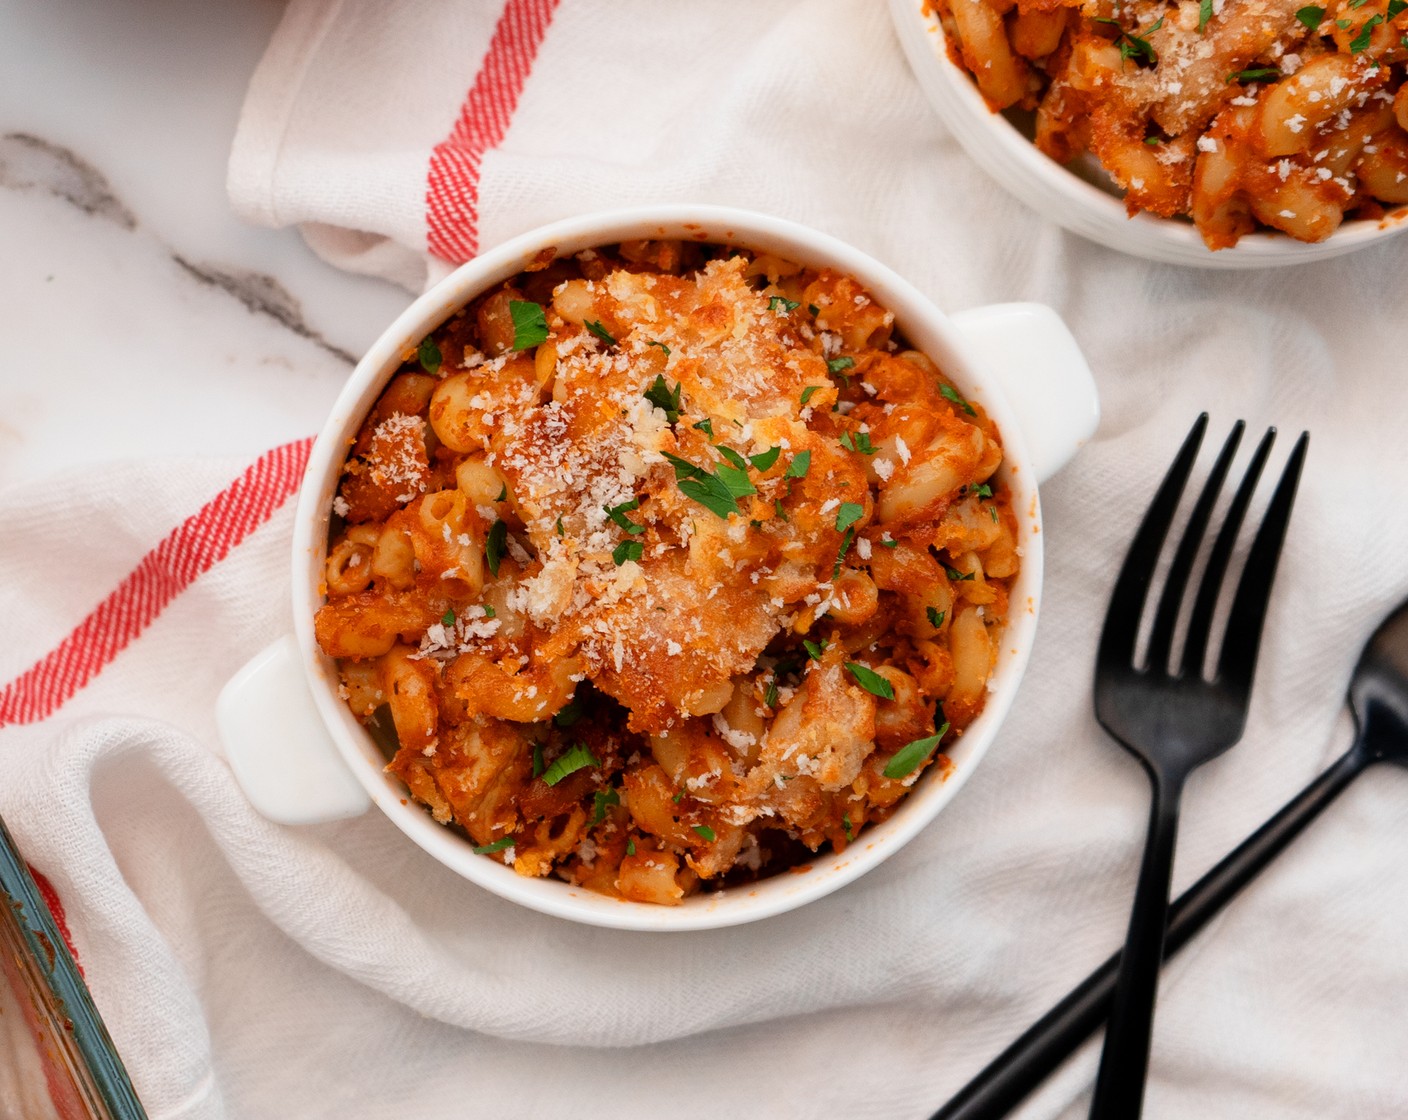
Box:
1098 414 1208 670
1179 427 1277 677
1215 431 1309 695
1143 421 1244 673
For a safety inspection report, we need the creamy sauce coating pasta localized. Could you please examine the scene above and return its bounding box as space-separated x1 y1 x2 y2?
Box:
930 0 1408 248
314 240 1019 904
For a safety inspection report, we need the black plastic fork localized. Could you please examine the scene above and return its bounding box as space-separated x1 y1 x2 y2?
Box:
1086 414 1308 1119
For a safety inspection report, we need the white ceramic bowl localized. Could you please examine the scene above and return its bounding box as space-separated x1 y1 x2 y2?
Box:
889 0 1408 268
217 205 1099 931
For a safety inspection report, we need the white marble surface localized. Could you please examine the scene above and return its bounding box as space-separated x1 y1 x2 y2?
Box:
0 0 413 487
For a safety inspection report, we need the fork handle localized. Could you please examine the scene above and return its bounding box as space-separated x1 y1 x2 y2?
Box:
929 742 1368 1120
1087 771 1183 1120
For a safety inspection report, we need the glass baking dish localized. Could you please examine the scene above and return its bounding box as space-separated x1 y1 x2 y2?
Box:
0 814 145 1119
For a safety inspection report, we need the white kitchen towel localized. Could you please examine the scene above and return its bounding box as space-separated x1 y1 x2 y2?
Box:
2 0 1406 1117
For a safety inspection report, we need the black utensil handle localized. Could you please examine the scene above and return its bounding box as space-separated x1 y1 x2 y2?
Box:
930 742 1367 1120
1087 775 1183 1120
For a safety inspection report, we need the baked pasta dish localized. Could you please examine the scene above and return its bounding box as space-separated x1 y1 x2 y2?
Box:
314 240 1019 905
930 0 1408 247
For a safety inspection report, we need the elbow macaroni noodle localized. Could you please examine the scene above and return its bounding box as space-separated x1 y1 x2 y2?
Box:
931 0 1408 248
314 241 1018 905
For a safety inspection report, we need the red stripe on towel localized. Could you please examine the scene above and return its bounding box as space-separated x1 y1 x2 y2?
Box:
426 0 561 263
0 438 314 726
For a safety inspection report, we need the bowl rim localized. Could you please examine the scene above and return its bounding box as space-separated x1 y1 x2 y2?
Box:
888 0 1408 268
289 204 1047 931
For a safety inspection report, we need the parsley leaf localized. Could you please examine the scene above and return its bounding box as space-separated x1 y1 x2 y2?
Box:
542 743 599 786
671 457 745 519
590 788 620 826
531 742 545 777
418 336 442 375
626 839 636 856
800 385 822 406
940 383 977 416
644 375 682 423
1391 0 1406 17
553 700 582 728
765 678 780 708
441 608 456 626
927 607 946 629
555 516 565 537
833 528 855 579
803 638 828 661
1295 4 1326 28
845 662 895 700
612 540 644 566
717 446 749 471
826 356 855 375
648 339 671 358
495 483 507 501
472 837 515 854
605 497 644 534
482 605 496 618
749 446 781 471
1350 13 1382 50
883 723 950 780
1227 67 1281 82
968 483 993 499
509 300 549 351
693 417 714 437
713 464 756 501
485 520 508 576
945 566 976 582
585 319 616 347
768 296 800 314
692 824 716 843
840 430 876 455
842 815 854 843
783 450 812 480
835 502 865 533
1198 0 1214 31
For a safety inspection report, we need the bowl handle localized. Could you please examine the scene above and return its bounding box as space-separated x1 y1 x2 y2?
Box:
950 303 1099 484
216 635 371 824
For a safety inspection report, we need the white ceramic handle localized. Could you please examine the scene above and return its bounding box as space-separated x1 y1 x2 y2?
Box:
951 303 1099 484
216 636 371 825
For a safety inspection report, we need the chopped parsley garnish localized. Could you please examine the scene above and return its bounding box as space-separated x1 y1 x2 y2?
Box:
718 446 749 470
585 319 616 347
1295 4 1325 28
1227 67 1281 83
605 497 644 534
807 303 820 316
834 529 855 579
626 840 636 856
765 678 780 708
485 520 508 576
693 824 716 843
774 498 789 521
509 300 549 351
840 430 875 455
612 540 644 566
803 638 828 661
644 375 682 423
441 608 456 626
1350 14 1382 50
945 566 976 582
1391 0 1407 17
553 700 582 728
472 836 515 854
662 452 748 520
968 483 993 499
555 516 565 537
939 383 977 416
883 723 950 780
826 356 856 375
881 538 898 548
673 787 685 804
768 296 800 314
749 446 781 472
418 336 442 375
800 385 822 406
693 417 714 437
1198 0 1214 31
845 662 895 700
927 607 946 629
991 505 999 523
783 450 811 480
1336 17 1353 26
495 483 507 501
842 815 854 843
1350 0 1371 8
542 743 599 786
482 605 496 618
531 742 545 777
1143 136 1162 146
835 502 865 533
648 339 671 358
589 788 620 826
